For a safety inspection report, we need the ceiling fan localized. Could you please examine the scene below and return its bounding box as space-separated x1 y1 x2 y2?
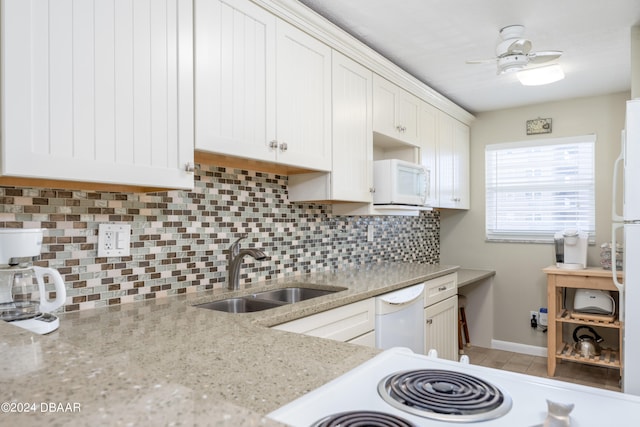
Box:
467 25 563 75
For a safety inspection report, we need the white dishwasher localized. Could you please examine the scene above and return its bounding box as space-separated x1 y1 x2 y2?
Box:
375 283 425 354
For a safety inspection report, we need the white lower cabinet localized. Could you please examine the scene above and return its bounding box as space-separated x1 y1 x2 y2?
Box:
347 330 376 347
272 298 375 346
423 273 458 360
1 0 194 191
424 296 458 361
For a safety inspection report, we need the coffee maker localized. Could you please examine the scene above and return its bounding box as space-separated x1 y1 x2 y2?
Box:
0 228 66 334
554 229 589 269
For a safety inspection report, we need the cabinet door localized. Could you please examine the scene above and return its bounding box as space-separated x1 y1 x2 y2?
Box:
396 90 420 145
372 74 419 146
453 121 470 209
424 296 458 361
417 101 439 206
437 112 469 209
331 51 373 202
372 74 399 138
1 0 194 190
275 20 332 171
194 0 276 162
272 298 375 342
347 330 376 347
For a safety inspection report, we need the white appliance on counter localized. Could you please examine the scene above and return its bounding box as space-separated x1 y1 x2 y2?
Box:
553 229 588 269
612 98 640 396
375 283 425 354
373 159 431 206
268 347 640 426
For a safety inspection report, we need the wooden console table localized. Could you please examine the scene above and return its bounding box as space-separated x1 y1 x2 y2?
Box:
543 266 623 377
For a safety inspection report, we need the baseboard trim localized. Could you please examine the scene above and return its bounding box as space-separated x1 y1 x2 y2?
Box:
491 339 548 357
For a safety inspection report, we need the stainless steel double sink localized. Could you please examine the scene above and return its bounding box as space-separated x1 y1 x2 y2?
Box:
195 286 347 313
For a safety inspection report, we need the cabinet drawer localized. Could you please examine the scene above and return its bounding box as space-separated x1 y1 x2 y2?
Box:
273 298 375 342
424 273 457 307
347 330 376 347
555 275 617 291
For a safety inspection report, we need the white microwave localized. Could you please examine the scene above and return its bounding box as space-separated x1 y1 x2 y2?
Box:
373 159 430 206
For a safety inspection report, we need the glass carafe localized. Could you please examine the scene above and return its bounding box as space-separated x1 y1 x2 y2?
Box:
0 266 66 321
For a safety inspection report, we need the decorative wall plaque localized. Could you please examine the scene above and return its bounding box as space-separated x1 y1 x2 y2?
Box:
526 118 552 135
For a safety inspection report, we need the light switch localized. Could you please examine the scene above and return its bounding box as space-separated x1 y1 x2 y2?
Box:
98 223 131 257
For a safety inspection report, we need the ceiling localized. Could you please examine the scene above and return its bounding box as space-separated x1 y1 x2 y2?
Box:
297 0 640 114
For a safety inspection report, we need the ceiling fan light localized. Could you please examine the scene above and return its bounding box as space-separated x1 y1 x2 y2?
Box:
497 55 529 74
517 64 565 86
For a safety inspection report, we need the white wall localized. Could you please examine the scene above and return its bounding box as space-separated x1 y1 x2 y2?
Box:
440 91 629 348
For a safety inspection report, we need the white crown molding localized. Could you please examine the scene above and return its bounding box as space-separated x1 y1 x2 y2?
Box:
250 0 475 125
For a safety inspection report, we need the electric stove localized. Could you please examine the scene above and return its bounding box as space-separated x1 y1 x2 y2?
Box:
268 347 640 426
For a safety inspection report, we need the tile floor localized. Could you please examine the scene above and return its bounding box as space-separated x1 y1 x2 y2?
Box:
462 346 621 392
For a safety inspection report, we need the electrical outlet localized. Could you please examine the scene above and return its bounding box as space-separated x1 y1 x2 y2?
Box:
530 311 538 329
98 223 131 257
367 224 374 242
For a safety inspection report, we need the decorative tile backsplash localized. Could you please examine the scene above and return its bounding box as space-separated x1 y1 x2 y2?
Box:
0 164 440 312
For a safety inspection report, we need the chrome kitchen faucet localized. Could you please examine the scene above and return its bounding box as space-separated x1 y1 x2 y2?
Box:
227 235 267 290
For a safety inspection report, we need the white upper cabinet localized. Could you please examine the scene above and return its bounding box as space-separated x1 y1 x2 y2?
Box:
275 20 332 171
417 101 439 207
373 74 420 147
437 111 470 209
1 0 194 191
331 51 373 202
288 51 373 203
194 0 276 162
195 0 331 172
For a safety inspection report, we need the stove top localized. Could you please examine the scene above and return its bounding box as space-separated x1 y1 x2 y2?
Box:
269 347 640 426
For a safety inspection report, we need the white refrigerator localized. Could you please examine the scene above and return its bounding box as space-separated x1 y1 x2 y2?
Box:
613 99 640 396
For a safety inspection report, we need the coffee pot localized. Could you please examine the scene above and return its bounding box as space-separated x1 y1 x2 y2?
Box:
0 229 66 334
554 229 588 269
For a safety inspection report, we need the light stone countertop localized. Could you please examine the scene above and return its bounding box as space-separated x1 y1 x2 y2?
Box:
457 268 495 288
0 262 458 426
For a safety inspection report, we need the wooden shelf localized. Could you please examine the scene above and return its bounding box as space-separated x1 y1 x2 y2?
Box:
557 342 621 369
544 266 623 377
556 309 620 329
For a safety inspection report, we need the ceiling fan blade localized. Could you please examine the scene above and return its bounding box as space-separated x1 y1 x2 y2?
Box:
528 50 563 64
466 58 497 64
507 38 532 55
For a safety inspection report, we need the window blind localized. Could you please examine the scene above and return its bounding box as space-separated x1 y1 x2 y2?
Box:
485 135 596 243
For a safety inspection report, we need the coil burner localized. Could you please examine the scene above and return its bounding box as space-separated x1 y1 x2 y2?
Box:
312 410 417 427
378 369 512 422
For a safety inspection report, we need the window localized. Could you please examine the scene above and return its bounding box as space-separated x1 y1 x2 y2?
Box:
485 135 595 243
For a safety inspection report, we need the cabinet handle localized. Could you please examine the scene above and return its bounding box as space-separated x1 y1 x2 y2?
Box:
426 319 433 325
184 162 195 173
279 142 288 152
438 286 447 291
269 140 278 149
395 125 403 133
369 187 376 193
